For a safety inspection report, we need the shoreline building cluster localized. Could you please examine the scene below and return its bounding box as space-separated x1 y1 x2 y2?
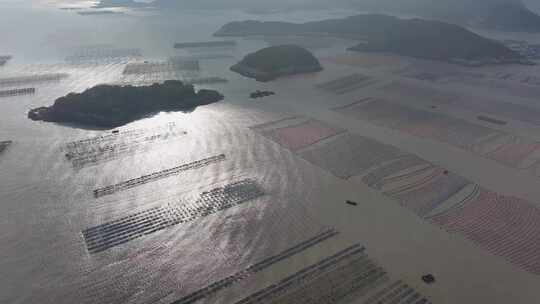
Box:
93 154 226 197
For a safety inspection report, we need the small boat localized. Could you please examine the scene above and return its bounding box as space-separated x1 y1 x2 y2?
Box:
250 90 275 99
422 274 436 284
346 200 358 206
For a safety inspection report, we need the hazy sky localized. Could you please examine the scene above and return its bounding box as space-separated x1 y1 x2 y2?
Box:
90 0 540 15
4 0 539 16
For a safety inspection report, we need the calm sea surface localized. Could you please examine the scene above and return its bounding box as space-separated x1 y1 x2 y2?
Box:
0 3 358 303
3 3 538 303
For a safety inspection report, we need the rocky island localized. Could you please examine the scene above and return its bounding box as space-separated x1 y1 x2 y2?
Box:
231 45 323 82
28 80 223 128
216 14 528 66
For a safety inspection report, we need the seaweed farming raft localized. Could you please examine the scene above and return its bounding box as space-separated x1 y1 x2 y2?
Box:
0 88 35 98
170 229 339 304
65 123 175 150
477 115 507 126
174 40 237 49
316 73 378 95
429 187 540 275
251 117 346 152
234 243 432 304
0 74 68 87
168 57 201 69
184 77 229 85
123 60 200 74
93 154 226 198
174 54 234 60
66 47 142 62
66 129 187 168
82 179 265 253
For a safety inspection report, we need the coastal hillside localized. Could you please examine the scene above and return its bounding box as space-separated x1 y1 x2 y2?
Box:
231 45 322 81
216 15 525 65
482 2 540 31
28 80 223 128
345 0 540 32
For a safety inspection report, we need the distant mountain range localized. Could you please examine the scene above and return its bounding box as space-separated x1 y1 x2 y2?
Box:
94 0 540 32
347 0 540 32
482 2 540 31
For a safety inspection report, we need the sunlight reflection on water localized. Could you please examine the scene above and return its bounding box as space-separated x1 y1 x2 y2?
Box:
0 6 356 303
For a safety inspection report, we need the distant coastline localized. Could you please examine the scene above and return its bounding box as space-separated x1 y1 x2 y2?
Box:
90 0 540 33
216 14 531 66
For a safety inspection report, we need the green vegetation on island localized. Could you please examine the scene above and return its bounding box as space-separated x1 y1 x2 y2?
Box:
231 45 323 81
216 14 529 66
28 80 224 128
